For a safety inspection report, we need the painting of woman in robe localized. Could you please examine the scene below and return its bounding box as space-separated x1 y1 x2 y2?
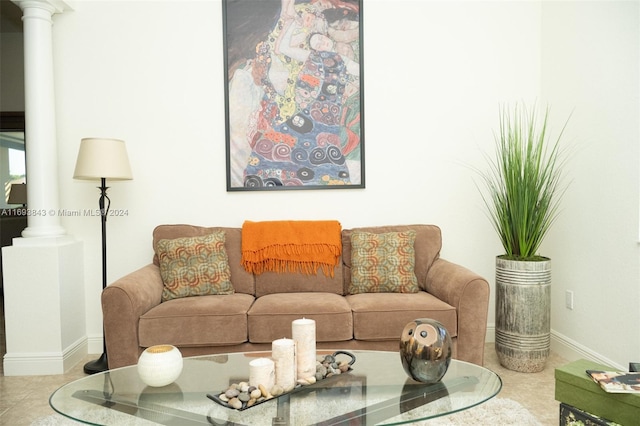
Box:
223 0 364 190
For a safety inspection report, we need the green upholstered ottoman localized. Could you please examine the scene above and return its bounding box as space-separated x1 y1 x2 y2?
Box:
555 359 640 426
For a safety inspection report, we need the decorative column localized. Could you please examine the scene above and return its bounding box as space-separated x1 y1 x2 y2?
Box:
2 0 82 376
16 0 71 237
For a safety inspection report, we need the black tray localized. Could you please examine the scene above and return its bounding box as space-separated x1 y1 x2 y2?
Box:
206 350 356 411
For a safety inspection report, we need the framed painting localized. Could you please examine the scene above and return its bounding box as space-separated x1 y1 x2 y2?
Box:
222 0 364 191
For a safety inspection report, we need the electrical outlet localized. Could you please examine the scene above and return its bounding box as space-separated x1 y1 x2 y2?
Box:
565 290 574 310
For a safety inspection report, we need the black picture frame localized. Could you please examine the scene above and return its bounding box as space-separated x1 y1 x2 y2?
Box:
222 0 364 191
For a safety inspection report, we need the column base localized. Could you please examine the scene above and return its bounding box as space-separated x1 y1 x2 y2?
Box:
2 337 87 376
2 236 85 375
21 225 67 239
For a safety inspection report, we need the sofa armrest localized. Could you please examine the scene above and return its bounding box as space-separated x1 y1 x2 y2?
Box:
424 258 489 365
102 263 164 369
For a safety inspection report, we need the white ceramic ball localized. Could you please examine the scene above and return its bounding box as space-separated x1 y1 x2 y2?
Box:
137 345 183 387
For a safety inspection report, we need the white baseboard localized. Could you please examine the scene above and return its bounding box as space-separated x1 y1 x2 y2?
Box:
86 333 104 354
550 330 625 370
484 324 625 370
2 337 88 376
485 324 495 343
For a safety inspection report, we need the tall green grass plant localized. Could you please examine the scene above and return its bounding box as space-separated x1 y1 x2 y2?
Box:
478 103 570 260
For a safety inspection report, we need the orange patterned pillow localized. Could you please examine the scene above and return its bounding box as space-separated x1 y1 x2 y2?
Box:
157 231 234 301
349 230 419 294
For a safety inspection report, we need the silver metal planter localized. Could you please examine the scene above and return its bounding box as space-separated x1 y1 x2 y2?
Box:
495 256 551 373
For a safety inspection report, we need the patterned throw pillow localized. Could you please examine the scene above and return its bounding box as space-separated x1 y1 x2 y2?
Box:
157 231 234 301
349 230 419 294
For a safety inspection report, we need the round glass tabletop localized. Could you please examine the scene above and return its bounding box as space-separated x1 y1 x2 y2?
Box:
50 350 501 425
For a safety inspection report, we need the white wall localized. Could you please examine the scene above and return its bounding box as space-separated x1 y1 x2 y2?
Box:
541 1 640 368
39 0 638 367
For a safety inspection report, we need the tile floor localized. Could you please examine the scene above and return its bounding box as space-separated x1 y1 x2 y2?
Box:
1 291 566 425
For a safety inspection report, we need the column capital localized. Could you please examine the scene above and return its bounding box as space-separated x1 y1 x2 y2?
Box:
13 0 74 15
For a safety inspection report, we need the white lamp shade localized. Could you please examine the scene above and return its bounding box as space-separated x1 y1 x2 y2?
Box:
73 138 133 180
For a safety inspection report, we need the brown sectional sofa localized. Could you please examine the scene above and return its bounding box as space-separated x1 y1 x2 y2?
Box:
102 224 490 369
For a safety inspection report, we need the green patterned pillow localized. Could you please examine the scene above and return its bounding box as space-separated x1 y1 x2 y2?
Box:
349 230 419 294
157 231 234 301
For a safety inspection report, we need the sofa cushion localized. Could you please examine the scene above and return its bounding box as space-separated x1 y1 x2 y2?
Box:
247 293 353 343
157 232 234 301
343 225 442 295
346 291 457 341
138 293 254 347
349 230 419 294
153 225 255 295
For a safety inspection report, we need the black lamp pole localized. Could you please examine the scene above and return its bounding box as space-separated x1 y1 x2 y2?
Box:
83 177 110 374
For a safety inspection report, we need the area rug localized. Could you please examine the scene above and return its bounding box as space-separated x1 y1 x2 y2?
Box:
32 397 540 425
421 398 541 425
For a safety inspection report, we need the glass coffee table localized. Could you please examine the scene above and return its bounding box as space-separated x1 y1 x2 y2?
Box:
50 350 501 425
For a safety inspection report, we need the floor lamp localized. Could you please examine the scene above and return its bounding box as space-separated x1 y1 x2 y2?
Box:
73 138 133 374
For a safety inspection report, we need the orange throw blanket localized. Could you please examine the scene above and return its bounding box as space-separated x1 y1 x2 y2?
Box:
241 220 342 277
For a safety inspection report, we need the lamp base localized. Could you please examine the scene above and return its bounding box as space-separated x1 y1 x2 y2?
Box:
84 352 109 374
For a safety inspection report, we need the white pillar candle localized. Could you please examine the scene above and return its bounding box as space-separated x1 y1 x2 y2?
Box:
249 357 275 391
292 318 316 380
271 338 296 391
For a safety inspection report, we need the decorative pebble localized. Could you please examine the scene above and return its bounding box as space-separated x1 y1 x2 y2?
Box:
225 388 239 399
228 398 242 409
316 364 327 376
258 384 269 398
270 384 284 396
213 352 354 411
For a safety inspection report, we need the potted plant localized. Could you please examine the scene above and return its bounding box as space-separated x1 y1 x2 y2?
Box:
477 103 570 372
